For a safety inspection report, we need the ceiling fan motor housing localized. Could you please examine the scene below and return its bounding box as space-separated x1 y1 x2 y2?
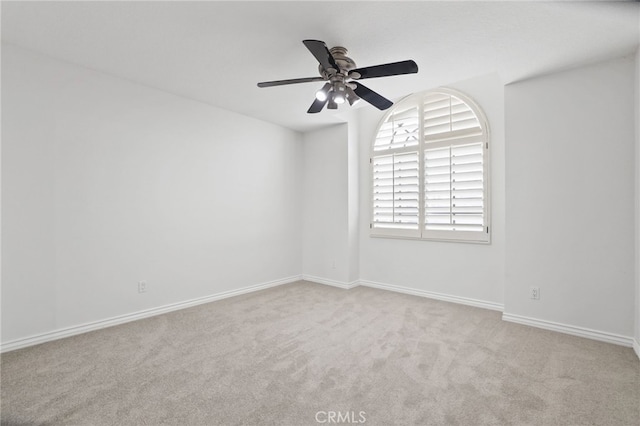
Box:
319 46 357 79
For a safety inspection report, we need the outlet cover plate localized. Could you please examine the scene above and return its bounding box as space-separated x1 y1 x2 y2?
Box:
530 286 540 300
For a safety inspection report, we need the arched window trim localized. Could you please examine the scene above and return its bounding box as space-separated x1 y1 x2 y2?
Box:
370 87 491 244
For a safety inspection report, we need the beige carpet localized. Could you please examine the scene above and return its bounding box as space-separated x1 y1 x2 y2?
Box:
1 281 638 425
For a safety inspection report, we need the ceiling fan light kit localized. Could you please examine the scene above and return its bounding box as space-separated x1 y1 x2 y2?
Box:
257 40 418 114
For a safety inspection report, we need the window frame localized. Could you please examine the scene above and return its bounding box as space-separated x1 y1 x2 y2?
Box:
369 87 491 244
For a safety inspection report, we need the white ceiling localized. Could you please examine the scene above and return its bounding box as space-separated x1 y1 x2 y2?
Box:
2 1 639 132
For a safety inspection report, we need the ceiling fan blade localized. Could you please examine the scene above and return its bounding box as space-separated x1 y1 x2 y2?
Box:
352 82 393 110
307 83 331 113
302 40 339 73
258 76 325 88
351 60 418 80
307 98 328 114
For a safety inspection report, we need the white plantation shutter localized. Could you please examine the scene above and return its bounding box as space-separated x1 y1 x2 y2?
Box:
424 143 485 232
374 106 419 152
423 93 481 137
372 152 420 232
371 88 490 243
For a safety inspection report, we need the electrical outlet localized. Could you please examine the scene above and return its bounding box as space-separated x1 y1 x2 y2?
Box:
138 281 147 293
530 286 540 300
331 260 336 269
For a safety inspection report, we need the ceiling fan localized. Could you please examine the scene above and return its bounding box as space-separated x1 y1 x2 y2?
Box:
257 40 418 113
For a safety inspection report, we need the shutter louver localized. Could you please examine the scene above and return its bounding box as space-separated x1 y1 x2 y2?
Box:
424 94 481 139
374 106 419 151
372 152 420 230
425 142 484 232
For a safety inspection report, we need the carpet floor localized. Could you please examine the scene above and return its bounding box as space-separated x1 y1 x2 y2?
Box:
1 281 639 425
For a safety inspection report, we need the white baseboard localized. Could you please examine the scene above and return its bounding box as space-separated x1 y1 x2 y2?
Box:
5 274 636 356
358 279 504 312
0 275 303 353
502 313 634 348
301 275 359 290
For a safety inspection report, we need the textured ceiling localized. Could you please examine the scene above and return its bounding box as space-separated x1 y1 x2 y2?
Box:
2 1 639 132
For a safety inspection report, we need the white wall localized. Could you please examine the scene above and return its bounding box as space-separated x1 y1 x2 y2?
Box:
357 73 506 307
635 46 640 354
347 113 360 284
1 44 303 344
504 55 636 337
301 124 354 284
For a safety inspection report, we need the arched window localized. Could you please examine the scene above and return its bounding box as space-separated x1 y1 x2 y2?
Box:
371 88 490 243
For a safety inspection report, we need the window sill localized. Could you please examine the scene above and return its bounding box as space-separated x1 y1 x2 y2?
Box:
370 232 491 245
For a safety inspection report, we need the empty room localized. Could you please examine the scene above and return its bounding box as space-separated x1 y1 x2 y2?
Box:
1 1 639 425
